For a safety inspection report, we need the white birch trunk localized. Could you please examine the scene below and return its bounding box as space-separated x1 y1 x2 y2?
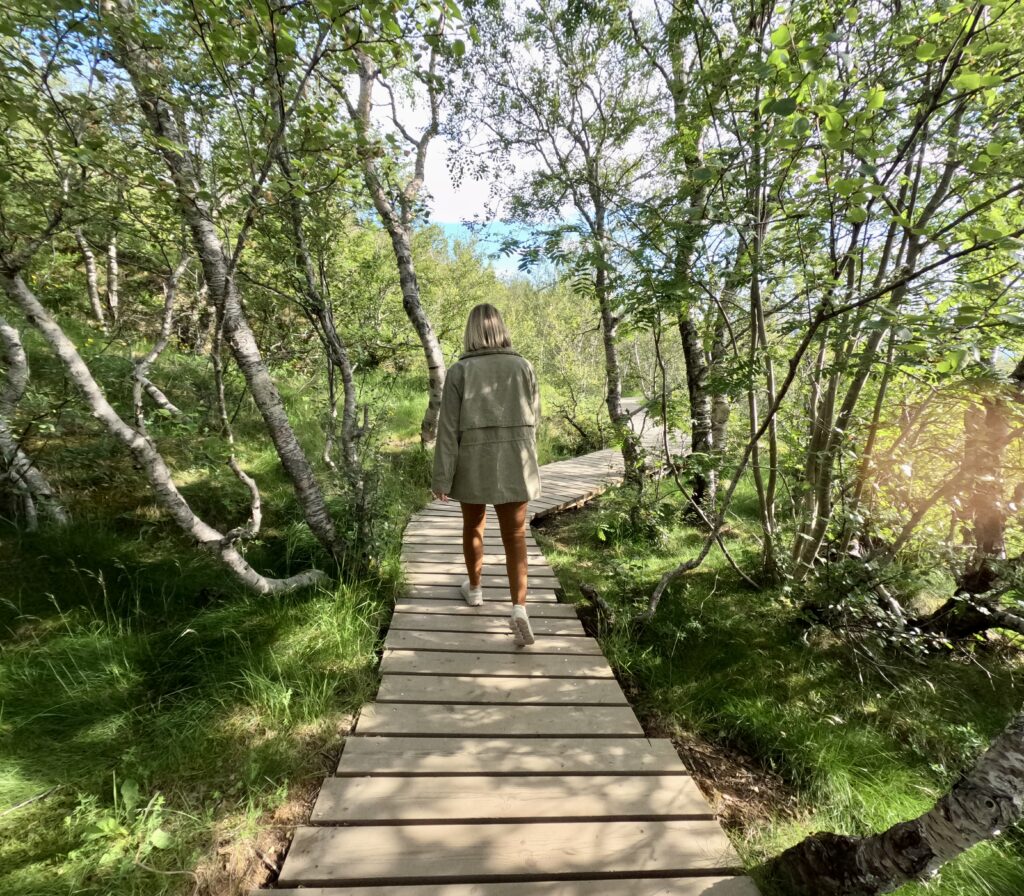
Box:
1 271 325 594
74 229 107 332
0 316 70 528
101 0 340 557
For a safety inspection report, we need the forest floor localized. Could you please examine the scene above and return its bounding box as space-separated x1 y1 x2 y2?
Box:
533 483 1024 896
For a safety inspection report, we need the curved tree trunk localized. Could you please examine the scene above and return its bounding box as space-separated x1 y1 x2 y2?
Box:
767 710 1024 896
133 256 188 431
74 229 107 332
0 316 69 529
350 50 446 448
1 271 324 594
101 0 341 558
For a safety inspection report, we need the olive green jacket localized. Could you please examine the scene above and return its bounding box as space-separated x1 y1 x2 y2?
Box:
431 347 542 504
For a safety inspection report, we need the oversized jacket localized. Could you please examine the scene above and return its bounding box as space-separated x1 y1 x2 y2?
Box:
430 346 542 505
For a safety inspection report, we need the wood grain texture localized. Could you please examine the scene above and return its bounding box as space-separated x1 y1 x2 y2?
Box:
311 774 713 823
354 702 645 737
277 819 740 885
264 879 761 896
388 613 586 636
376 673 626 705
335 736 687 776
394 599 579 618
383 630 602 655
380 649 614 678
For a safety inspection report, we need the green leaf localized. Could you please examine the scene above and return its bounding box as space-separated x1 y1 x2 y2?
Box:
848 207 867 223
867 86 885 109
276 30 297 58
121 779 140 813
767 48 789 69
915 41 938 62
451 38 466 57
952 71 982 90
770 24 792 47
767 96 797 116
150 829 172 849
845 6 859 23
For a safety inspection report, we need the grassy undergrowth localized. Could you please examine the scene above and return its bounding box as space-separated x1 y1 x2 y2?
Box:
534 481 1024 896
0 326 582 895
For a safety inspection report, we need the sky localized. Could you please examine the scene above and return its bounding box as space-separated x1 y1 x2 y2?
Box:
420 141 528 277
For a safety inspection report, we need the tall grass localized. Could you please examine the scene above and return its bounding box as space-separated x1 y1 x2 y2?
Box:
534 481 1024 896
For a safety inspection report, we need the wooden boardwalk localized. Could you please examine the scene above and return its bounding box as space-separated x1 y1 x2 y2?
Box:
259 422 760 894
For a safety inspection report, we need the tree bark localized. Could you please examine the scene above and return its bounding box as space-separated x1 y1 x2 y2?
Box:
101 0 341 558
74 229 107 331
0 315 69 528
678 308 713 513
1 271 324 593
349 51 446 448
105 232 119 323
133 257 188 431
767 710 1024 895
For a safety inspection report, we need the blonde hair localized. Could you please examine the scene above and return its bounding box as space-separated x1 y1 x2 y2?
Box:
463 303 512 353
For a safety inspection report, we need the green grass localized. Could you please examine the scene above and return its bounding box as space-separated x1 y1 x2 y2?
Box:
0 328 594 895
534 480 1024 896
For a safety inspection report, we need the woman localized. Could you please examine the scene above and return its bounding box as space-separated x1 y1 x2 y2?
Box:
430 303 542 646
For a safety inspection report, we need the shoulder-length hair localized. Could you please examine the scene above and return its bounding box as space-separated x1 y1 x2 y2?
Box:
463 303 512 353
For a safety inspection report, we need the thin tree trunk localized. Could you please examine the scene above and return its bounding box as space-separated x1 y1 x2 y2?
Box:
74 229 107 332
768 710 1024 896
0 316 69 528
709 307 730 457
2 271 322 593
678 308 713 514
133 257 188 431
105 233 119 323
102 0 341 558
349 52 446 448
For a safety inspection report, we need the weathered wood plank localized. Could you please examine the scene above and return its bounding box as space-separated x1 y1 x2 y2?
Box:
402 561 558 577
335 736 686 776
388 613 586 636
311 774 713 823
354 703 644 737
384 630 601 654
404 584 559 602
404 571 559 587
376 673 625 705
276 819 740 885
380 649 614 678
257 878 759 896
394 599 578 618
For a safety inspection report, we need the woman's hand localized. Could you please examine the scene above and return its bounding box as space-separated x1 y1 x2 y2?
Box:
431 490 449 503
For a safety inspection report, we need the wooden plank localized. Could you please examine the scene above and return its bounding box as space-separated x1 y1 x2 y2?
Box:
404 571 559 587
388 613 586 636
354 703 644 737
402 561 558 577
277 819 740 885
384 630 602 654
394 599 578 618
335 735 686 776
402 548 548 560
380 649 614 678
405 585 559 602
258 878 760 896
376 674 626 705
311 774 713 823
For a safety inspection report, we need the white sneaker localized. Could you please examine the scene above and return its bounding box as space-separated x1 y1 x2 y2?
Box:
510 604 535 646
460 579 484 607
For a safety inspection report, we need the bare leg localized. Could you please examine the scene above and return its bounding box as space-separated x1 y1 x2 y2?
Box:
460 502 486 589
495 501 528 605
